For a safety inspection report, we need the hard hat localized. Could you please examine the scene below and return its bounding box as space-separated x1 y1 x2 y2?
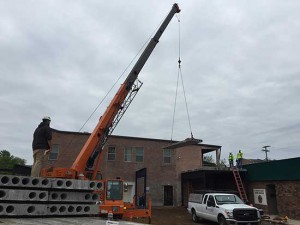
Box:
42 116 51 121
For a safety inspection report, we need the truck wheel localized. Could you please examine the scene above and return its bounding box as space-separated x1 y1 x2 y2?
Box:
218 215 226 225
192 209 199 223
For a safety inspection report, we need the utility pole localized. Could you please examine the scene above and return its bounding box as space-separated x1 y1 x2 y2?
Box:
262 146 271 161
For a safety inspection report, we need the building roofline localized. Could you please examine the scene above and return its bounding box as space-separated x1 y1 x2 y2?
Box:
52 129 222 148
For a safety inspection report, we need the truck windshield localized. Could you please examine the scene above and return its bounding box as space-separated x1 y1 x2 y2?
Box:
106 180 123 200
215 195 244 205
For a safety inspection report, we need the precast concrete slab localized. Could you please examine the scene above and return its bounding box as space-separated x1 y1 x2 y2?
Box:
47 204 99 215
89 180 104 191
0 203 98 216
0 175 51 189
49 190 99 202
0 189 48 201
50 178 103 191
68 179 99 190
49 178 104 191
0 175 101 218
0 217 147 225
0 203 48 216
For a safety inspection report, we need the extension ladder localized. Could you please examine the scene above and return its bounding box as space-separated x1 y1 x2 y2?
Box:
232 167 248 203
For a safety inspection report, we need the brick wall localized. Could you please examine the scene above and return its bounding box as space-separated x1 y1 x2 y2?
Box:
247 181 300 219
44 131 89 168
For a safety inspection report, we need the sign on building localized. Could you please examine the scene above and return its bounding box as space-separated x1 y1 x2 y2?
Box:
253 189 267 205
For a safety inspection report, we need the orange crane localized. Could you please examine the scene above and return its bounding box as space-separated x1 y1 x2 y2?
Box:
41 3 180 219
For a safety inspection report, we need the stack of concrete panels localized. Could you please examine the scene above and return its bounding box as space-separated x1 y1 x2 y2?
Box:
0 175 103 217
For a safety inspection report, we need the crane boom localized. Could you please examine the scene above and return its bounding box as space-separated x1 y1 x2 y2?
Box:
71 3 180 176
125 3 181 89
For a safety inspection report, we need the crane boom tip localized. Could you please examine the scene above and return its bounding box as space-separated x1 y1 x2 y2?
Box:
174 3 181 13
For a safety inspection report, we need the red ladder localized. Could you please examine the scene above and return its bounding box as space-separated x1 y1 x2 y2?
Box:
232 167 248 203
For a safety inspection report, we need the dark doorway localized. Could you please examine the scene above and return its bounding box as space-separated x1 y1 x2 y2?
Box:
164 185 173 206
135 168 147 208
266 184 278 215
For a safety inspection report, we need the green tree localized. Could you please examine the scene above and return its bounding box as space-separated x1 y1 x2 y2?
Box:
0 150 26 174
203 154 214 163
219 158 227 167
203 154 216 166
203 155 227 168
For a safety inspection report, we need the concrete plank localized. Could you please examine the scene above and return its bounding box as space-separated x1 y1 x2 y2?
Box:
0 217 146 225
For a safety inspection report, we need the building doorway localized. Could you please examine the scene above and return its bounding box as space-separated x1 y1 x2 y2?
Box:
266 184 278 215
135 168 147 208
163 185 173 206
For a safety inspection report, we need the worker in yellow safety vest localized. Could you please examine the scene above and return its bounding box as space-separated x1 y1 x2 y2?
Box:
228 153 234 168
236 150 243 169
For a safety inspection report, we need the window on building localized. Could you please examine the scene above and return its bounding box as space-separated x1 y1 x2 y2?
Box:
48 144 59 160
124 147 132 162
135 147 144 162
163 149 172 164
108 146 116 161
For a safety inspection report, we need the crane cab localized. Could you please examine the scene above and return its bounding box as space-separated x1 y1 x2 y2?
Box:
97 178 126 219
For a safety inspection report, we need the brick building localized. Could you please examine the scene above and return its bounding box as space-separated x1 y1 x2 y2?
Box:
244 158 300 219
44 129 221 206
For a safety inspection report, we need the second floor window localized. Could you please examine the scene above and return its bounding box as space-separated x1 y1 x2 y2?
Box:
49 144 59 160
124 147 132 162
135 147 144 162
163 149 172 164
124 147 144 162
107 146 116 161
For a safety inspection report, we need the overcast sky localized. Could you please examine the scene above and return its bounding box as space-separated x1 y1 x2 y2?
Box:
1 1 299 165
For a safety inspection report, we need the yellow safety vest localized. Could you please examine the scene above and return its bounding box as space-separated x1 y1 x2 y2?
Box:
237 152 243 159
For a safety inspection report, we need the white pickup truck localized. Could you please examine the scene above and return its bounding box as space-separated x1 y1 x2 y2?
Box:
187 193 261 225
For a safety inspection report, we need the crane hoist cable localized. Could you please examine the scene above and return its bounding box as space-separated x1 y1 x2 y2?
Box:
171 14 194 140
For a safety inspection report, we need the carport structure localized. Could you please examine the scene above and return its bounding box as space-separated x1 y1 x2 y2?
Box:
181 168 247 206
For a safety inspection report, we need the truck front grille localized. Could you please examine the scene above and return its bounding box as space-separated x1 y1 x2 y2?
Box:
233 209 258 221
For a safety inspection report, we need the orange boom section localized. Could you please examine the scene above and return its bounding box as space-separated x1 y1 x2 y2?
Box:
71 83 128 175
